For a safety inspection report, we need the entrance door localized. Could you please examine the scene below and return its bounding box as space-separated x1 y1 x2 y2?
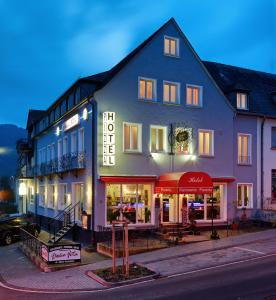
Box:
72 183 84 223
162 199 170 222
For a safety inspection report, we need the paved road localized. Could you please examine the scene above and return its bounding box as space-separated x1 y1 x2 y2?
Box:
2 252 276 300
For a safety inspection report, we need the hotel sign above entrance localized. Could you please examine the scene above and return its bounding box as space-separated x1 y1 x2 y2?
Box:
103 112 115 166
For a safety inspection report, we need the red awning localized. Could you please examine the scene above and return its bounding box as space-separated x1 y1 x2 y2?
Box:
155 172 214 194
100 176 157 183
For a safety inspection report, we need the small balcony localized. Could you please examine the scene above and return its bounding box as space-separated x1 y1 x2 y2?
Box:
37 152 86 177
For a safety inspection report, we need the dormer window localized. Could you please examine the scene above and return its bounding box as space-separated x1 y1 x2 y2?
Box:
164 36 179 57
237 93 248 110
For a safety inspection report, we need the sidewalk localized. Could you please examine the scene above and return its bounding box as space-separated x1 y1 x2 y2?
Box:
0 228 276 291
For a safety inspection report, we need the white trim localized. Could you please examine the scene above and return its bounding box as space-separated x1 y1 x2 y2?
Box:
138 77 157 101
198 129 214 157
123 122 142 153
150 125 168 153
186 84 203 107
164 35 179 57
163 80 181 104
237 183 253 208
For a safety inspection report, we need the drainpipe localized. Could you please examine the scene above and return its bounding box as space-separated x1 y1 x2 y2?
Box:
261 116 266 210
88 97 97 245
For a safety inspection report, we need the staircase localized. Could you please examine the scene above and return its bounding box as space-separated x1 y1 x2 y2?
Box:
48 202 80 244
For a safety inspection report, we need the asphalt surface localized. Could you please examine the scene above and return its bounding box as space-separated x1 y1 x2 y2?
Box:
1 252 276 300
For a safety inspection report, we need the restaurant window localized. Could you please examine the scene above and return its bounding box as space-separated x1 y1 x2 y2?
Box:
163 81 180 104
237 93 248 110
186 85 202 107
106 184 152 225
198 129 214 156
237 184 252 208
150 126 166 152
238 133 251 164
138 77 156 101
175 127 192 154
187 184 224 221
271 127 276 148
123 122 142 152
164 36 179 57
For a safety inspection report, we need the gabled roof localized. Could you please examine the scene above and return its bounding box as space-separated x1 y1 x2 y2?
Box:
26 109 46 129
83 17 178 89
203 61 276 117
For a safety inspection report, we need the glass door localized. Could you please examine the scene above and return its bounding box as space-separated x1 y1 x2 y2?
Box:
74 183 84 223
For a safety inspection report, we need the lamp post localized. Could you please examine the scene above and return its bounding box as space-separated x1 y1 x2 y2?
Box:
210 192 220 240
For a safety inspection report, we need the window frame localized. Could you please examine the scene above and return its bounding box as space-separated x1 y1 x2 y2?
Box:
163 80 180 104
186 84 203 107
138 77 157 101
150 125 167 153
237 133 252 165
123 122 142 153
198 129 214 157
236 92 248 110
164 35 179 57
237 183 253 208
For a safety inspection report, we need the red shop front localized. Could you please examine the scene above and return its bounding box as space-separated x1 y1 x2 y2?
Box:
155 172 233 224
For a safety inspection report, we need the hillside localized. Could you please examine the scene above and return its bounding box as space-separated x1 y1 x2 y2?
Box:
0 124 27 177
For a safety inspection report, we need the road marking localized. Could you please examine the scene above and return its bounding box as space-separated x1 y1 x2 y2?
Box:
1 252 276 295
234 246 265 255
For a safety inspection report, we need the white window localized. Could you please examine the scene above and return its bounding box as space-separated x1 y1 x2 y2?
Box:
237 184 252 208
58 139 62 159
71 131 77 153
150 126 167 152
39 185 46 207
238 134 251 164
186 85 202 107
138 77 156 100
198 129 214 156
63 136 68 155
163 81 180 104
123 122 142 152
51 143 55 161
78 128 84 153
48 185 57 208
237 93 248 110
164 36 179 57
58 184 68 210
47 145 51 163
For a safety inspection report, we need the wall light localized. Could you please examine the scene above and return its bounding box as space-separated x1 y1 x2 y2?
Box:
56 126 61 136
83 107 88 121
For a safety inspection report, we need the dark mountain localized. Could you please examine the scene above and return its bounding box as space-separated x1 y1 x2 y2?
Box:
0 124 27 177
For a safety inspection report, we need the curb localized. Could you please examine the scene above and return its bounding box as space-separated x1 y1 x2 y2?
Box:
85 270 158 287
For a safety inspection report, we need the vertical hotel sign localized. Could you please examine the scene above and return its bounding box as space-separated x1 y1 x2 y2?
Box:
103 112 115 166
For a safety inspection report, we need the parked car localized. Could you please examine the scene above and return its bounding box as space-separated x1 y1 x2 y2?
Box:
0 214 41 245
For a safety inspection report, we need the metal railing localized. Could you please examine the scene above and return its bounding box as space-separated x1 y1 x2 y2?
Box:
36 152 86 176
20 228 46 257
48 201 80 243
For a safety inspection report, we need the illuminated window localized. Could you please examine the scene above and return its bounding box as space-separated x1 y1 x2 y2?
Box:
139 77 156 100
198 129 214 156
238 134 251 164
237 184 252 208
39 186 46 207
237 93 248 110
186 85 202 106
164 36 179 57
123 122 142 152
58 184 68 210
163 81 180 104
48 185 57 208
151 126 166 152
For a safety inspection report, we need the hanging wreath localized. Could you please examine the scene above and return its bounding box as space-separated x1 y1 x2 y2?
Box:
176 130 189 143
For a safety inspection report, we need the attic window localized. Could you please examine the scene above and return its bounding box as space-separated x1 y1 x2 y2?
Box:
164 36 179 57
237 93 248 110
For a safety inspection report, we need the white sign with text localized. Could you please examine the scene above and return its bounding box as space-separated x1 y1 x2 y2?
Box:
103 112 115 166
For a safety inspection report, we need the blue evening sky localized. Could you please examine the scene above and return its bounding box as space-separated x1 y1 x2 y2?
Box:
0 0 275 128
